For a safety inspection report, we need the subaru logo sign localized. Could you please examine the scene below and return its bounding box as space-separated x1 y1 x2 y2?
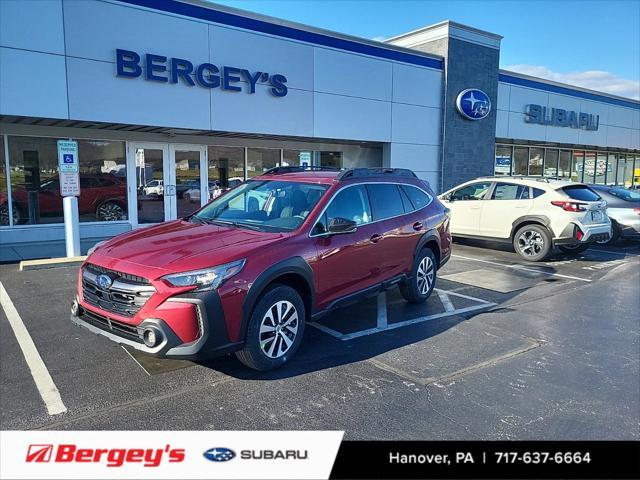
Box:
456 88 491 120
96 274 113 289
203 448 236 462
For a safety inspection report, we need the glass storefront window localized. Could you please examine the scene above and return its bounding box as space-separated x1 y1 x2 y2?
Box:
571 151 585 182
208 146 245 193
528 148 544 176
513 147 528 176
174 149 201 217
282 150 313 168
247 148 279 179
594 152 607 185
582 152 596 183
544 149 559 177
634 155 640 187
621 155 634 187
135 147 164 224
558 150 571 179
495 145 512 175
6 136 127 225
0 136 9 225
318 151 342 168
606 153 618 185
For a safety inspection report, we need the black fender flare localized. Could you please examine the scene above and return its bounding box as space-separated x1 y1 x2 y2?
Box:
511 215 552 238
240 256 315 341
414 228 441 265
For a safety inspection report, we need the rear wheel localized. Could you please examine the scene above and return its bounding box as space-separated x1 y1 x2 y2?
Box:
236 284 305 371
559 243 590 254
513 224 552 262
400 247 437 304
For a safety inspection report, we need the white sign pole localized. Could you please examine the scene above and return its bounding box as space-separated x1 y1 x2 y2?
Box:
57 140 81 257
63 196 81 257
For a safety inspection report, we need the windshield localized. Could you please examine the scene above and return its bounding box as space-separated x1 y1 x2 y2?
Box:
609 187 640 202
192 180 329 232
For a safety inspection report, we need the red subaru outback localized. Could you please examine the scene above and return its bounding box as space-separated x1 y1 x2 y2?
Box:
71 167 452 371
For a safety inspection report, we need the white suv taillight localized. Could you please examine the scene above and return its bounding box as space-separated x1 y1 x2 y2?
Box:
550 200 588 212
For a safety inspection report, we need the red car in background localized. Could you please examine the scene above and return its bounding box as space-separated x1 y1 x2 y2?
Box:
71 167 452 371
0 174 127 225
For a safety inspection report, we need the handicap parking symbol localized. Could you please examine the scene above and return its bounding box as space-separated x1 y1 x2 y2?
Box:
63 154 74 164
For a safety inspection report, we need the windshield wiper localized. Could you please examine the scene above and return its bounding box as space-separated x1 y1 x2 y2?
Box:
187 215 211 225
209 219 263 231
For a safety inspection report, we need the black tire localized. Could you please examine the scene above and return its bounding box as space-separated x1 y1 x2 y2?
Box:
399 247 437 304
96 200 125 221
559 243 590 254
513 224 552 262
236 284 306 371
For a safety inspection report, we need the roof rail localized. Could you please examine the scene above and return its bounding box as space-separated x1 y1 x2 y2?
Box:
337 168 417 181
477 175 570 183
262 165 341 175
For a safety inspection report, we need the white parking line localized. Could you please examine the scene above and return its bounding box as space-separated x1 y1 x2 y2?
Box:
437 290 455 312
451 254 592 282
0 281 67 415
310 288 496 341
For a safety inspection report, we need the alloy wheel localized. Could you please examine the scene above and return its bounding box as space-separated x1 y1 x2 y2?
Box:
517 230 544 257
97 202 124 221
259 300 299 359
416 256 434 295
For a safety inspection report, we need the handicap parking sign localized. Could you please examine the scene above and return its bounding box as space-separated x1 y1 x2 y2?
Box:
63 154 74 164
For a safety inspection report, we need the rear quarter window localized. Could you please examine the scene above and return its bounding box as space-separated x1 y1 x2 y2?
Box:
609 188 640 202
561 185 601 202
401 185 432 210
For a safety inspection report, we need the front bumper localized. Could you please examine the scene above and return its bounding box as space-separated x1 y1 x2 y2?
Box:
71 290 242 360
554 222 611 245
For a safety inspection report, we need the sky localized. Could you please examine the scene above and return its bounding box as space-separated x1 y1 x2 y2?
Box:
213 0 640 100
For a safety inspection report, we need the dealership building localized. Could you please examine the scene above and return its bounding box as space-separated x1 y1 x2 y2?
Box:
1 0 639 261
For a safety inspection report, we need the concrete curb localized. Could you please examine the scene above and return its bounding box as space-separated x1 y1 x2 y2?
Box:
19 256 87 271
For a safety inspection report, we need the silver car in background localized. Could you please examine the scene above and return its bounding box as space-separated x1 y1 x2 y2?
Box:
588 185 640 244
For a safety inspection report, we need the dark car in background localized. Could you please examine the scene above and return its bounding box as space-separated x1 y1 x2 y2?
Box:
588 185 640 244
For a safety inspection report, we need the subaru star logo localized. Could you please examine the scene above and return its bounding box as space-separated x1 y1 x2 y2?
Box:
203 447 236 462
456 88 491 120
96 274 113 289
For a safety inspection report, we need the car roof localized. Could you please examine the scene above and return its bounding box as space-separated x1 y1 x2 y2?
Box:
256 171 340 185
469 176 583 188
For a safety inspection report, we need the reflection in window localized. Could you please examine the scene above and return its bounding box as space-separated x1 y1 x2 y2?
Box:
571 151 584 182
495 145 512 175
594 152 607 185
175 149 201 217
282 150 313 168
319 151 342 169
528 148 544 176
247 148 279 178
544 149 559 177
582 152 596 183
558 150 571 179
0 136 9 226
208 146 245 197
607 154 618 185
513 147 528 175
6 136 126 225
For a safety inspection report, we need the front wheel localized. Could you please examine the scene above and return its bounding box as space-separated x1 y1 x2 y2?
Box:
399 247 437 304
559 243 590 254
236 284 306 371
513 224 552 262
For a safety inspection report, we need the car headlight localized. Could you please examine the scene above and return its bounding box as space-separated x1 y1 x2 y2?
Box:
87 240 106 256
162 259 246 291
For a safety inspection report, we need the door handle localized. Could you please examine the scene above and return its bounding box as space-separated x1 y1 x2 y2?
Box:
412 222 423 231
370 234 382 243
470 205 481 210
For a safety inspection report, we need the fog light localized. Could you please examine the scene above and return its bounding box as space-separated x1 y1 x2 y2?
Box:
71 301 79 316
142 328 161 347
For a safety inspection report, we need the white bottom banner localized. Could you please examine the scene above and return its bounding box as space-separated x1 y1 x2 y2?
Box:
0 430 344 479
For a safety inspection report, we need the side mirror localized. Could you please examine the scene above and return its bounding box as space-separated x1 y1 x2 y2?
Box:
328 217 357 234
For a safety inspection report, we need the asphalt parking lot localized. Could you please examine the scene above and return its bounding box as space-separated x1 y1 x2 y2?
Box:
1 240 639 439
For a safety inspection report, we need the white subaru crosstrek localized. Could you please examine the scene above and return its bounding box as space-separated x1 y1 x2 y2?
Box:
439 177 611 261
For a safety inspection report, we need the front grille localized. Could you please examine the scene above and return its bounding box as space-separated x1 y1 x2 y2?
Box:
84 263 150 285
82 264 155 318
79 308 143 344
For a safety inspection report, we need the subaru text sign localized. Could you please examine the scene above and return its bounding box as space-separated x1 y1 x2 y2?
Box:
525 104 599 130
456 88 491 120
116 49 288 97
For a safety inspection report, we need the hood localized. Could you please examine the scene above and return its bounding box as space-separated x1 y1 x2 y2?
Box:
90 220 285 278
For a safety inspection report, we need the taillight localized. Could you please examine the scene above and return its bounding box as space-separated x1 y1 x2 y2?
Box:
551 200 588 212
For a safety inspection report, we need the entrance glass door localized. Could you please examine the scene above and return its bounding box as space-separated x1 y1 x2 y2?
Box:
169 145 207 218
131 143 169 225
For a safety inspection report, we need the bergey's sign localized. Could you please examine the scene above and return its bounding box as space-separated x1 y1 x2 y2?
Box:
525 104 599 131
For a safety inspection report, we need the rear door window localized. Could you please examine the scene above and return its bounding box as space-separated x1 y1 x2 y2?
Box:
562 185 601 201
401 185 432 210
491 183 530 200
366 184 405 221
